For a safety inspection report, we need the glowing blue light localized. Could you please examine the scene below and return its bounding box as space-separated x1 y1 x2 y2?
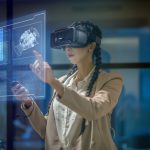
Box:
0 28 3 61
0 11 46 99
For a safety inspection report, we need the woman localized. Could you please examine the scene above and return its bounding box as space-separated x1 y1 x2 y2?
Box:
12 21 123 150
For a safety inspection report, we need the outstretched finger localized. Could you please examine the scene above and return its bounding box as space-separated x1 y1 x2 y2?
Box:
30 64 36 74
33 50 43 63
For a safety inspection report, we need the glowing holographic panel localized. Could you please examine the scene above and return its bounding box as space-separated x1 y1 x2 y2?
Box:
14 27 40 56
0 11 46 99
0 28 3 61
12 70 45 98
11 11 46 99
12 11 46 65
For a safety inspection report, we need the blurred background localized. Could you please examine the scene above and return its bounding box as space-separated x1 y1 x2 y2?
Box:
0 0 150 150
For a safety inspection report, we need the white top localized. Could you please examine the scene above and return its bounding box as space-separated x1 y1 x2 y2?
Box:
53 67 95 149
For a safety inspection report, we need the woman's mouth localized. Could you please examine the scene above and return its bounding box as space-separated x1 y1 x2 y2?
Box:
68 54 74 57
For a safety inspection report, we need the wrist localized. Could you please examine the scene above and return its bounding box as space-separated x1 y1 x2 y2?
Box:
23 97 33 109
48 77 57 86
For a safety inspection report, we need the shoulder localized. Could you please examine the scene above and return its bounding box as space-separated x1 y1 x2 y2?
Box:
99 70 123 80
99 69 123 81
95 69 123 89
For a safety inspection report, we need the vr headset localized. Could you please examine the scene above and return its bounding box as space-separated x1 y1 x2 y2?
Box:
51 27 101 49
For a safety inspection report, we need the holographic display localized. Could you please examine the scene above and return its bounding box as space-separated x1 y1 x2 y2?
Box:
0 28 3 62
0 11 46 99
14 27 40 56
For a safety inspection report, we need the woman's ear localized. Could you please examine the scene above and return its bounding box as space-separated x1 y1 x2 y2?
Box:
88 42 96 53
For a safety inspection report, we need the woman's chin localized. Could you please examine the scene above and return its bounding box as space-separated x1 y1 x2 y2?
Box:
69 58 78 64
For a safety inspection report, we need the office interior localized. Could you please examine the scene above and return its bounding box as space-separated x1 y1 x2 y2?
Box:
0 0 150 149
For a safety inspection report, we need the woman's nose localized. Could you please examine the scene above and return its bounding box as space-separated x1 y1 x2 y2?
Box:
65 47 72 52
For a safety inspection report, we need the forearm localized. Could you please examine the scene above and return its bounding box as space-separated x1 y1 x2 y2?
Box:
50 77 123 120
50 78 65 98
21 101 47 139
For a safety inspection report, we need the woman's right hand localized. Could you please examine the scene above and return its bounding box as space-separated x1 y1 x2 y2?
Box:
11 82 32 108
30 50 56 85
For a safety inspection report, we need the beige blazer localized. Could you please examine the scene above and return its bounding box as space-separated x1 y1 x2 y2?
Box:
22 69 123 150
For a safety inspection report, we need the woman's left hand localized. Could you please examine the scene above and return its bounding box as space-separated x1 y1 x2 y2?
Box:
30 50 56 85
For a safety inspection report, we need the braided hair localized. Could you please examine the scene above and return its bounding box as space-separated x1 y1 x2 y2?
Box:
62 21 102 97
